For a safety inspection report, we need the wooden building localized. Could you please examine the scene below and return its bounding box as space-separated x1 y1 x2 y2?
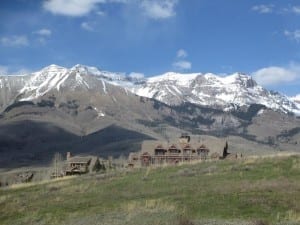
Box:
133 142 211 166
128 134 227 167
65 156 92 175
197 144 209 160
64 152 102 176
140 152 151 167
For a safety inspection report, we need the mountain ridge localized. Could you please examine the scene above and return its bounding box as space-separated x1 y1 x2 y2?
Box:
0 64 299 115
1 64 300 167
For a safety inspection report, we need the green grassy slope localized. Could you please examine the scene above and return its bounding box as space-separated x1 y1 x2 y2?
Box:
1 155 300 225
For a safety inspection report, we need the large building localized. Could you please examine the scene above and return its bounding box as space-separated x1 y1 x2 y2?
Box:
128 134 227 167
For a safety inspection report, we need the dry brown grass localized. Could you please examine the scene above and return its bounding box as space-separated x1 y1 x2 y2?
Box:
7 175 75 190
122 198 177 214
1 155 300 225
284 210 300 222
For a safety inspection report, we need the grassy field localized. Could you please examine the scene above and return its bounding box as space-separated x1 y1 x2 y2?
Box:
0 155 300 225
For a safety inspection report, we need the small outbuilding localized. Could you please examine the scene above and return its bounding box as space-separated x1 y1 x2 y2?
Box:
64 152 102 175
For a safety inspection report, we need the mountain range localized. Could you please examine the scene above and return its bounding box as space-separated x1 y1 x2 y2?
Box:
0 64 299 168
1 64 299 114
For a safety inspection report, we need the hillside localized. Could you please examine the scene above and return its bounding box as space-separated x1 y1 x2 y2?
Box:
0 155 299 225
0 122 154 168
0 64 300 168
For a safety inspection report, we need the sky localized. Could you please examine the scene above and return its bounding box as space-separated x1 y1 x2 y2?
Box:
0 0 300 96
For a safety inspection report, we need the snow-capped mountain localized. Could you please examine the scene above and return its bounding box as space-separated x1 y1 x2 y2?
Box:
0 74 30 108
290 94 300 112
291 94 300 103
6 64 125 102
0 64 299 115
128 72 300 115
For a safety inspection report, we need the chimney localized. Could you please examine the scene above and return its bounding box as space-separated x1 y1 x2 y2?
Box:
67 152 71 161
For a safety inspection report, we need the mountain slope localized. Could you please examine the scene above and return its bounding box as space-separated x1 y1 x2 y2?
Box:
1 64 299 115
0 121 153 168
0 64 300 168
0 75 28 109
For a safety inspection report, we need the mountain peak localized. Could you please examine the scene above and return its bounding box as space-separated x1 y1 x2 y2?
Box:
223 72 257 87
70 64 89 74
45 64 65 69
0 64 299 115
147 72 200 86
41 64 67 73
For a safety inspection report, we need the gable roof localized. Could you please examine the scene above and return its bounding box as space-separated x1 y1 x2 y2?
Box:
168 144 178 149
155 144 165 149
183 144 193 149
67 156 91 164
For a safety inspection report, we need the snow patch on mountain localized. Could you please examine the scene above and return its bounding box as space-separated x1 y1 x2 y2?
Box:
101 80 107 94
93 107 105 117
1 64 299 116
291 94 300 103
290 95 300 115
129 71 299 115
16 64 114 101
19 65 70 100
147 72 199 86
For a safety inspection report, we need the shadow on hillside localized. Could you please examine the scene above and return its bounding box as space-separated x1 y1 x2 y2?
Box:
0 120 154 168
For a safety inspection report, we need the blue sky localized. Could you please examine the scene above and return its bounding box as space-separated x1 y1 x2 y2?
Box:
0 0 300 96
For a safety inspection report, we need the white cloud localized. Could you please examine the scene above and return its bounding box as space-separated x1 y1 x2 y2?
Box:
177 49 187 58
96 11 106 16
252 4 274 14
281 5 300 15
33 29 52 45
0 35 29 47
43 0 106 17
173 48 191 70
43 0 180 20
284 30 300 42
113 0 129 2
128 72 144 79
173 60 191 70
290 94 300 103
0 65 31 75
0 66 9 75
37 37 47 45
33 29 52 36
13 68 32 75
81 22 94 31
140 0 178 19
252 63 300 86
292 6 300 14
